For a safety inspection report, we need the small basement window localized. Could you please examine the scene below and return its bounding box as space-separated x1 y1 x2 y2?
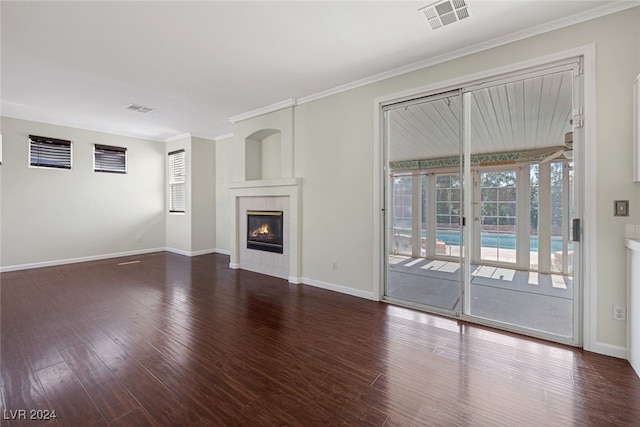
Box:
29 135 72 169
94 144 127 174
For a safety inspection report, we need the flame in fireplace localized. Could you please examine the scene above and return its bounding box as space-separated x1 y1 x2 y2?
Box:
251 223 271 238
247 211 283 253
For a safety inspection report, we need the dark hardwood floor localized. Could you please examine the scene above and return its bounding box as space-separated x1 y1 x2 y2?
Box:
1 252 639 426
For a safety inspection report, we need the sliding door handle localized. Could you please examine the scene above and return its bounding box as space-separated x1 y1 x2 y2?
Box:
572 218 581 242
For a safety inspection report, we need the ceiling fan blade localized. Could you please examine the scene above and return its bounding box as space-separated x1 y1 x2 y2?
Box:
565 132 573 150
540 149 565 163
520 146 565 159
563 149 574 160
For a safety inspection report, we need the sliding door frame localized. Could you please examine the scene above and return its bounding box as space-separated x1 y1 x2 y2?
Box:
460 61 582 346
373 45 596 350
381 89 464 317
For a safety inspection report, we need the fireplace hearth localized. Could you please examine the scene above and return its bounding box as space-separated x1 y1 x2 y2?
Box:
247 210 284 254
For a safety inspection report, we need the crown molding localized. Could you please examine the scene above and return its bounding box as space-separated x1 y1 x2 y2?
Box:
214 132 234 141
190 133 211 141
165 132 191 142
0 112 166 142
228 98 296 124
297 1 638 105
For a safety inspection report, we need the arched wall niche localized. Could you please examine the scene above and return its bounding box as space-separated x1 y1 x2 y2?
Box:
245 128 282 181
231 106 294 183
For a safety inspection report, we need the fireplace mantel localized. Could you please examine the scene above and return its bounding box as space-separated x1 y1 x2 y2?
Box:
228 178 301 283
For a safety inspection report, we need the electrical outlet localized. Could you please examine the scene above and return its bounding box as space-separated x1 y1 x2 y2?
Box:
613 305 626 321
138 235 143 243
331 261 338 270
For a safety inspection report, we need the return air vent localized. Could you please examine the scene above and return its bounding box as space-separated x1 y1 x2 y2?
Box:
419 0 470 30
126 104 154 113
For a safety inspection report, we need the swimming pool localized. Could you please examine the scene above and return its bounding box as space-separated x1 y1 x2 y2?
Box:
431 230 568 253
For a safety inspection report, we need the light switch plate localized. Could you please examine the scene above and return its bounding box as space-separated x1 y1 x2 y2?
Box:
615 200 629 216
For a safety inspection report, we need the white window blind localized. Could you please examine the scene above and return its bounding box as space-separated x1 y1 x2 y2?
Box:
94 144 127 174
29 135 72 169
169 149 186 213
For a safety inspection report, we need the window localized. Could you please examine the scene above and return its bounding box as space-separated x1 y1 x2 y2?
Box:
29 135 71 169
435 174 462 256
479 170 517 263
391 174 413 255
168 149 186 213
436 174 461 231
94 144 127 174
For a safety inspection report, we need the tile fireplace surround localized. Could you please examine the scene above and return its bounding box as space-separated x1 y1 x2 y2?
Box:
229 178 301 283
239 197 289 278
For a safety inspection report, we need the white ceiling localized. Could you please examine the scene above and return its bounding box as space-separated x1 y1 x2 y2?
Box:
1 1 635 142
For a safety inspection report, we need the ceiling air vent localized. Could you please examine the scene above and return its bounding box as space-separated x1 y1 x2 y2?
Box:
419 0 470 30
126 104 154 114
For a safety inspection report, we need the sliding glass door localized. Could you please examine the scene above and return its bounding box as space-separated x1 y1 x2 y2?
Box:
383 59 582 345
462 66 579 343
384 91 463 316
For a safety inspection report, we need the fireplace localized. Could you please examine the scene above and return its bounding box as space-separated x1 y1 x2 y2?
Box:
247 210 284 254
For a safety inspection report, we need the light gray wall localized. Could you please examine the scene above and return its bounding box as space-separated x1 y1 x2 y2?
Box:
215 136 232 253
590 9 640 347
295 88 376 291
262 132 281 180
245 138 262 181
0 117 165 268
191 136 216 253
1 130 4 268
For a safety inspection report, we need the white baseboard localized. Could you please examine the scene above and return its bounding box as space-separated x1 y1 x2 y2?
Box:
165 247 192 257
301 277 374 300
288 276 303 284
229 262 240 269
0 247 166 273
586 341 628 359
191 248 218 257
1 247 226 272
214 248 231 256
165 247 226 257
